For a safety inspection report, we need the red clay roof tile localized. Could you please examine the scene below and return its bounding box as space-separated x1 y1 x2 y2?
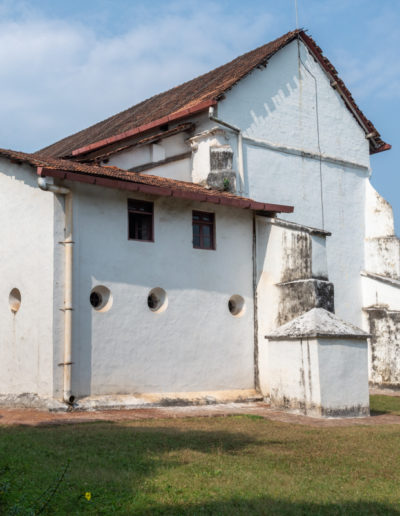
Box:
38 29 389 159
0 147 293 214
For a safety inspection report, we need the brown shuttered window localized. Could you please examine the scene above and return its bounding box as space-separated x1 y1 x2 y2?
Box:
128 199 154 241
192 211 215 250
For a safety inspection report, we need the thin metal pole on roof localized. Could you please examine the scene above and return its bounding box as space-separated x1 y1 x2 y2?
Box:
295 0 299 30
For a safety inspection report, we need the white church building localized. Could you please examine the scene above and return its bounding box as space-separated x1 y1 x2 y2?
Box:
0 29 398 416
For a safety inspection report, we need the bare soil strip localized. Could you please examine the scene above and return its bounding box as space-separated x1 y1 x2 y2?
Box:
1 402 400 427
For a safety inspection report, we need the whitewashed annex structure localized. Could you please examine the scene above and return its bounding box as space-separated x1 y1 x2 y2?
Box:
0 30 397 416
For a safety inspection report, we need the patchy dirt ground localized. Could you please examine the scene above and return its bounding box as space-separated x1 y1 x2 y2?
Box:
370 387 400 397
1 402 400 427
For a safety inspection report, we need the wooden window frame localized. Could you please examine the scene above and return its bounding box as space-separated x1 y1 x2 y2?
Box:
128 199 154 242
192 210 216 250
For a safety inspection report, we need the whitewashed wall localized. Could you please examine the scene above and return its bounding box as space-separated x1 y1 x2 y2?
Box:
265 336 369 416
107 133 192 181
0 160 55 398
255 217 333 394
68 182 255 397
216 39 370 327
218 40 369 167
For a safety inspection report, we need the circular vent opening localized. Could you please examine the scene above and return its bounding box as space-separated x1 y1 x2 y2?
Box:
147 287 168 313
9 288 21 313
90 286 113 312
228 295 245 317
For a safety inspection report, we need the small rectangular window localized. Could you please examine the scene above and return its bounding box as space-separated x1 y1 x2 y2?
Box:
192 211 215 250
128 199 153 241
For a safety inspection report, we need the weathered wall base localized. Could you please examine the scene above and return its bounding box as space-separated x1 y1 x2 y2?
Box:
0 390 262 412
0 393 66 411
268 395 370 418
262 309 370 418
74 389 261 411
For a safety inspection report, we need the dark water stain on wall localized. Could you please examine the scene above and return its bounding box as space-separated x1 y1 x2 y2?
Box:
277 279 334 326
210 147 233 171
281 232 312 283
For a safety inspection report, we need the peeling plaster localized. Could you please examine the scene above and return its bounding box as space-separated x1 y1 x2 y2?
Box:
366 307 400 385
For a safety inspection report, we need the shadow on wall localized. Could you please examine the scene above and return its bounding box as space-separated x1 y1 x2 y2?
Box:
230 42 306 138
248 71 302 136
72 194 269 397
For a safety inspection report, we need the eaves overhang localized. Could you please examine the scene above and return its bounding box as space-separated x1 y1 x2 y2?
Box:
70 100 217 158
36 166 294 215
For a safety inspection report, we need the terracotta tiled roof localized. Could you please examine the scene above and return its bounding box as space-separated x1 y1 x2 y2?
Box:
0 147 293 214
38 29 389 159
37 30 300 158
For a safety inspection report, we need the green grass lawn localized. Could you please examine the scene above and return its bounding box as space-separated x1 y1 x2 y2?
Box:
1 396 400 515
370 394 400 416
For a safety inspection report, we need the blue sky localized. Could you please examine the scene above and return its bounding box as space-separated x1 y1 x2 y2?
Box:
0 0 399 229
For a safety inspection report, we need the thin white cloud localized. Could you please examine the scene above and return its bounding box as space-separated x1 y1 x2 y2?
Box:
0 1 275 151
331 6 400 103
1 0 397 153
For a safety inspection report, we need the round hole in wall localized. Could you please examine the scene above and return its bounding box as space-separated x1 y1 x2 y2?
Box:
147 287 168 313
9 288 21 313
228 295 245 317
90 291 102 308
90 285 113 312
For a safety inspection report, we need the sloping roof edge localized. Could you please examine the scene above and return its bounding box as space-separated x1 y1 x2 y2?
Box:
39 29 389 159
265 307 370 340
0 147 293 214
299 32 389 154
71 100 216 158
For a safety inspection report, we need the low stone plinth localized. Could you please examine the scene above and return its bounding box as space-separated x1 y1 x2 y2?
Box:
263 308 370 417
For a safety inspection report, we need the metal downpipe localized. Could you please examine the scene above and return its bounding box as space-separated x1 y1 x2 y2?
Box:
37 173 74 405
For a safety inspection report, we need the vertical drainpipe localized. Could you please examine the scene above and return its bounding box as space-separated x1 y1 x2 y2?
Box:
252 212 260 392
63 192 74 404
237 131 244 196
37 170 75 405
